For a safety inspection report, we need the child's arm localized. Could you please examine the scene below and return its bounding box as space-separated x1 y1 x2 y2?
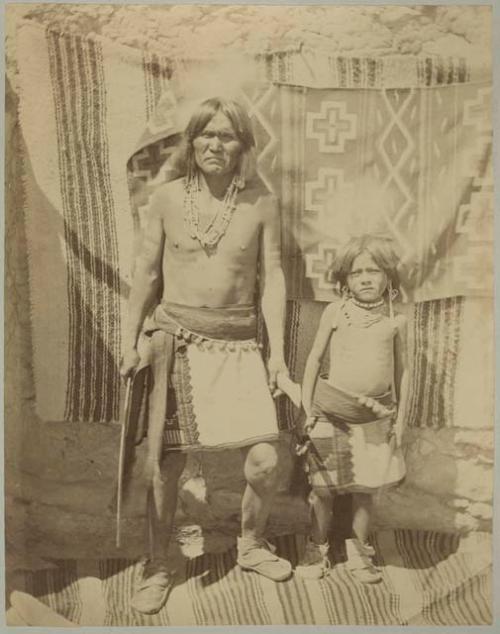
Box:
302 303 337 417
393 314 409 447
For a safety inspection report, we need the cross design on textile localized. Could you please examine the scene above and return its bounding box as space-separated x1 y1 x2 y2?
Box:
305 244 337 290
304 169 351 290
305 168 347 214
306 100 357 153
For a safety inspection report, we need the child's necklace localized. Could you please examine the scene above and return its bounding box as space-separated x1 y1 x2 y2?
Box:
351 297 385 310
344 298 385 328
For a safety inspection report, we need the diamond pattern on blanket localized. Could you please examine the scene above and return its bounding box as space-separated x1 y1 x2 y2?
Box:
17 22 491 423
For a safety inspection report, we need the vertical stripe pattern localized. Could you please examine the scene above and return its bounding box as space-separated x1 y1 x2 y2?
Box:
46 30 121 421
23 560 82 624
407 297 463 428
20 530 491 626
142 52 172 119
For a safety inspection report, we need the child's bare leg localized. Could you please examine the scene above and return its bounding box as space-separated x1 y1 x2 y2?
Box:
347 492 381 583
296 488 333 579
310 489 333 544
352 492 372 543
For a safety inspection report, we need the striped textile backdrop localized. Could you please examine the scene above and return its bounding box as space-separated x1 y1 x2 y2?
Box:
16 22 493 425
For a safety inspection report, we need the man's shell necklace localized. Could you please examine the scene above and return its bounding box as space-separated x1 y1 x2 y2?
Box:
184 171 240 249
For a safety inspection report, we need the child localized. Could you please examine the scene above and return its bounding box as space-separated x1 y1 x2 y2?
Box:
295 235 408 582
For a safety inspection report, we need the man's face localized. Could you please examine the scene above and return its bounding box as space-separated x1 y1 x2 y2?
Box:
192 112 243 178
347 251 388 303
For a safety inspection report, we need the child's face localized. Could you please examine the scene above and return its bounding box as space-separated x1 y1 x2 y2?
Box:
347 251 388 302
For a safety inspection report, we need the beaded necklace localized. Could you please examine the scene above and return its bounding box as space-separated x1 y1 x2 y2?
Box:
343 297 386 328
351 296 385 310
184 171 240 249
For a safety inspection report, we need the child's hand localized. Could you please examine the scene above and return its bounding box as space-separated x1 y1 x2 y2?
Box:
295 438 311 456
304 415 317 435
294 414 316 456
390 418 404 448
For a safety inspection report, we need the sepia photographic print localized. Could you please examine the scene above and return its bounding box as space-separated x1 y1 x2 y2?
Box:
4 2 495 628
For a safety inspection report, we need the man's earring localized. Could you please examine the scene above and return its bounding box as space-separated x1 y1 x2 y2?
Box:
235 154 248 190
186 154 195 185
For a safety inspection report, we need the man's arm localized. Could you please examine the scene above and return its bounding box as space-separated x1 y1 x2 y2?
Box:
259 194 287 394
120 191 165 379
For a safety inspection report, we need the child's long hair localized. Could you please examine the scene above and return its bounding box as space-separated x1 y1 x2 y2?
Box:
329 235 401 297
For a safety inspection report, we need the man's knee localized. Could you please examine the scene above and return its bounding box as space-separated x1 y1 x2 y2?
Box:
244 442 279 487
308 487 332 504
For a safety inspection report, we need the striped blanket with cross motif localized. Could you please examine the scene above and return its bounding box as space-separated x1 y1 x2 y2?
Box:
16 21 492 424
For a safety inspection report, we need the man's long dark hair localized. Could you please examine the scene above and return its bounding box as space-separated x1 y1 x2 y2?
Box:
170 97 257 184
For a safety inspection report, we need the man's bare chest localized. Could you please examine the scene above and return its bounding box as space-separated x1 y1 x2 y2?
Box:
162 204 261 257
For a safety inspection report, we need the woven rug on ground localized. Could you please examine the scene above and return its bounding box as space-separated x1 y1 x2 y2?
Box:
16 21 492 422
13 530 492 626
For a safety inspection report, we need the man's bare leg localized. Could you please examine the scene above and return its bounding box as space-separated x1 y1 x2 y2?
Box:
241 442 279 539
147 451 187 563
237 442 292 581
131 451 187 614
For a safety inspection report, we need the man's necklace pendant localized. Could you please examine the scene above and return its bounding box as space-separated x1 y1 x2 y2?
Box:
184 173 240 249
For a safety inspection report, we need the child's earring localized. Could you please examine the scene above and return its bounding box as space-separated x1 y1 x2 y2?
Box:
388 281 399 301
342 285 351 300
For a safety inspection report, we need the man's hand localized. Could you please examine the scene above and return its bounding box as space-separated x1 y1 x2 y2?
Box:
267 357 289 397
143 454 163 485
276 373 301 408
120 347 140 381
394 420 404 448
390 417 405 449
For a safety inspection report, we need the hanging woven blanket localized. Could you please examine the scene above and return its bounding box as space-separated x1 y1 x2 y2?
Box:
16 21 492 423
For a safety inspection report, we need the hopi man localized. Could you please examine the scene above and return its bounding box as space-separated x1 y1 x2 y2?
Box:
121 97 292 613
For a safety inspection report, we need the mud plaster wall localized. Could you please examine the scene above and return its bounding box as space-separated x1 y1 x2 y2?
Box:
4 5 494 567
